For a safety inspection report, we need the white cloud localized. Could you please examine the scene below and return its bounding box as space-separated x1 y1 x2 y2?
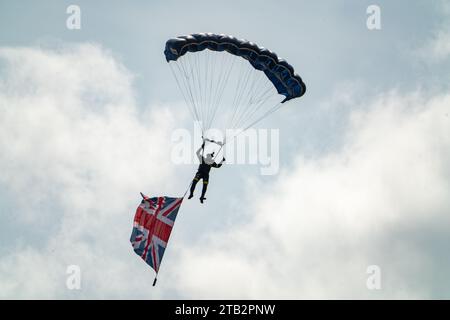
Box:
0 44 184 298
423 31 450 62
170 90 450 299
417 1 450 62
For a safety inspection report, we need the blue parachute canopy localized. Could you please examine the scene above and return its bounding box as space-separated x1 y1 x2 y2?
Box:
164 33 306 102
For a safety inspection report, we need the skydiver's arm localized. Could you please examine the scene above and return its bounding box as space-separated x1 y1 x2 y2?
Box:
196 142 205 162
196 147 202 162
213 157 225 168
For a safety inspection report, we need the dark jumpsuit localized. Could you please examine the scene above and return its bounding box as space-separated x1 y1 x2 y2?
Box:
190 157 222 199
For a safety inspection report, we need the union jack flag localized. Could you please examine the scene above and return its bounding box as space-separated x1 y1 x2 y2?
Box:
130 193 183 274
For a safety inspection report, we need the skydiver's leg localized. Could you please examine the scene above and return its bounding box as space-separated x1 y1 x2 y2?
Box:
188 173 200 199
199 175 209 203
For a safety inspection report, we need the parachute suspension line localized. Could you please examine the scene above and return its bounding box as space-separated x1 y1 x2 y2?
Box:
242 68 266 105
211 143 224 163
194 53 206 132
231 69 259 129
206 51 225 130
234 64 259 117
204 50 221 131
207 50 216 127
228 67 277 131
173 61 203 132
233 62 265 129
221 102 283 144
228 62 254 130
226 59 245 129
243 101 284 132
204 50 212 129
175 59 203 133
169 63 198 126
199 52 211 132
183 179 194 198
192 52 204 131
227 59 250 128
223 100 282 145
233 64 254 125
171 62 195 120
170 51 297 147
203 50 215 131
248 73 274 105
207 53 236 131
206 51 228 131
184 54 203 132
231 71 269 129
234 82 275 129
179 55 204 135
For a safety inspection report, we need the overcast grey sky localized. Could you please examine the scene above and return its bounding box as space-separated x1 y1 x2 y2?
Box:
0 0 449 299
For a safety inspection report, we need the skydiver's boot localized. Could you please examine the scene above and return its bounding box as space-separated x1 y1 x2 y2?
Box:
199 181 208 203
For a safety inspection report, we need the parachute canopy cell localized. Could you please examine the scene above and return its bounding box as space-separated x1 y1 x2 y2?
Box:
164 33 306 102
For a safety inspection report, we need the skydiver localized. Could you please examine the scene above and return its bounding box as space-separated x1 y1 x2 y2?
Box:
188 138 225 203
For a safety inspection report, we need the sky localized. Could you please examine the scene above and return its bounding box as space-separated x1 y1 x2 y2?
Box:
0 0 449 299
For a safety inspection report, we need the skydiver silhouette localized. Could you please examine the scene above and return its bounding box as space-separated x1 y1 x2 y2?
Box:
188 138 225 203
